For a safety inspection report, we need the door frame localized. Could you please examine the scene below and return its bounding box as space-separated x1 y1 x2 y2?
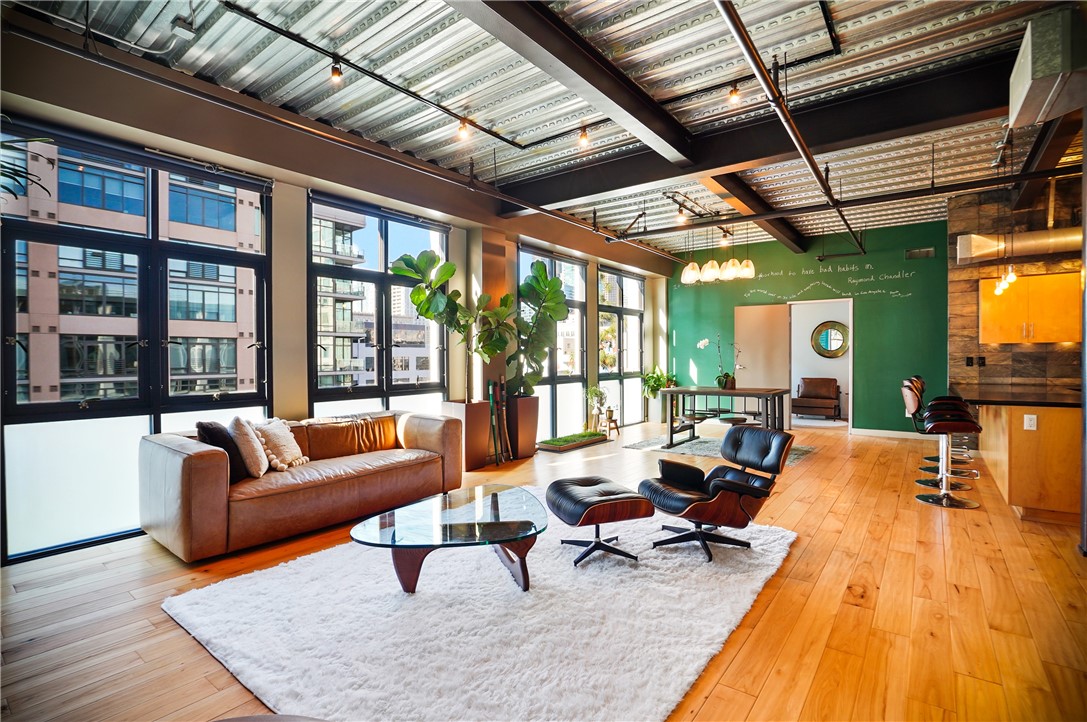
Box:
787 297 854 431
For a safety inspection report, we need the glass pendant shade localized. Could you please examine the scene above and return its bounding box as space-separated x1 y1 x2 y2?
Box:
722 257 741 280
681 261 701 284
739 259 755 279
1006 265 1017 283
699 259 721 282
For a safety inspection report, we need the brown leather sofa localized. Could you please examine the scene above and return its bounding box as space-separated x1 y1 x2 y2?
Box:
792 377 841 419
139 412 462 562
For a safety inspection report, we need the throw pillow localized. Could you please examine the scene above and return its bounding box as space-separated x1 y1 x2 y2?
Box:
195 421 249 484
253 418 309 472
227 416 268 478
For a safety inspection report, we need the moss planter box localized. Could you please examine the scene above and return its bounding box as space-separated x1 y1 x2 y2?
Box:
537 431 609 453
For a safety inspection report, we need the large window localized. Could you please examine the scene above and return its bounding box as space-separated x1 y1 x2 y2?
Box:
1 119 270 561
518 250 587 440
310 198 447 412
598 268 644 426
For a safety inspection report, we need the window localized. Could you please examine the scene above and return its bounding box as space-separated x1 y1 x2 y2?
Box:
597 268 644 426
518 250 587 440
310 197 447 408
59 334 140 400
169 181 237 231
168 337 238 395
59 272 139 317
57 153 145 216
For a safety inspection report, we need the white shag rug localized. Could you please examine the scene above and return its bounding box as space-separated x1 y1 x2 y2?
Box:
162 488 796 722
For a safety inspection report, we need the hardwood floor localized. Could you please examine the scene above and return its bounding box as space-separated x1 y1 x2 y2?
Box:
2 423 1085 721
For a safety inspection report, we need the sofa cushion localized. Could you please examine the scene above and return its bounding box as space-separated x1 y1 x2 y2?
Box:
228 448 439 500
227 417 269 478
794 397 838 410
304 420 359 460
254 418 309 471
359 414 399 452
195 421 248 484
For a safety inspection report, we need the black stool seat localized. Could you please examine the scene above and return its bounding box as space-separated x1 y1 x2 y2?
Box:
546 477 654 566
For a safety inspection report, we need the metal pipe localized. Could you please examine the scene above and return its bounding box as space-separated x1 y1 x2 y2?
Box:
4 24 681 263
714 0 864 253
622 165 1081 240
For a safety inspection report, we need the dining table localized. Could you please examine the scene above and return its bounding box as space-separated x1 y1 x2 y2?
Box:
658 386 791 448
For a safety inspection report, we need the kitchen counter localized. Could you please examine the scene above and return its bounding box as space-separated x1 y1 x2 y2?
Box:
951 383 1082 525
951 383 1081 408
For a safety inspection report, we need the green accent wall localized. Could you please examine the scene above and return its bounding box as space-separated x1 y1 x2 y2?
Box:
668 221 949 432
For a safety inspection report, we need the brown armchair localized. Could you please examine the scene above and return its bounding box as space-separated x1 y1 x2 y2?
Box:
792 377 841 419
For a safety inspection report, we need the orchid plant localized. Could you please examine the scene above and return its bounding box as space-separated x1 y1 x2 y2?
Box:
697 333 743 387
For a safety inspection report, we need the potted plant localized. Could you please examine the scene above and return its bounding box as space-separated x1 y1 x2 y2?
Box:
643 365 677 423
504 260 569 458
585 385 607 432
391 250 516 469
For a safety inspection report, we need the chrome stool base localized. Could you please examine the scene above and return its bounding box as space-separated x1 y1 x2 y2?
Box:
915 477 972 491
916 492 980 509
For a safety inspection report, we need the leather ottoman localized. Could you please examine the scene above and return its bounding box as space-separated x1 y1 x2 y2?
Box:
545 476 655 566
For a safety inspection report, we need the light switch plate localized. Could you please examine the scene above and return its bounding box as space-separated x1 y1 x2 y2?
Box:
1023 414 1037 431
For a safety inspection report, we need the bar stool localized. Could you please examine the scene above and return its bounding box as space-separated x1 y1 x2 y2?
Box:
901 384 981 509
909 376 975 463
903 380 978 490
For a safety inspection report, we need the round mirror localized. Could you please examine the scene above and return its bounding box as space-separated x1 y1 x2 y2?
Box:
811 321 849 358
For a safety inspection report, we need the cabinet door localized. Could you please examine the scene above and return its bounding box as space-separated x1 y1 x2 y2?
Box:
979 277 1029 343
1027 272 1082 343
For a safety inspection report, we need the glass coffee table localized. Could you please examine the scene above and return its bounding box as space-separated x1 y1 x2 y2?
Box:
350 484 548 593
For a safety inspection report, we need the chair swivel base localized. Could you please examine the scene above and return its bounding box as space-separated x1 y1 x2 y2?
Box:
919 465 979 479
924 455 969 466
652 523 750 563
916 492 980 510
915 477 973 491
560 524 637 566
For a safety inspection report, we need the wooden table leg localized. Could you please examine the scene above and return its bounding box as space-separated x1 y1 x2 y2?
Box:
390 547 436 593
493 536 537 591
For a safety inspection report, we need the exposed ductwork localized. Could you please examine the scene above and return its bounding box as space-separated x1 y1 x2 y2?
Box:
956 227 1082 264
1008 6 1087 128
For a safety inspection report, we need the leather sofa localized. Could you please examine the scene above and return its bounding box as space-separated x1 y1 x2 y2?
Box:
791 377 841 419
139 411 462 562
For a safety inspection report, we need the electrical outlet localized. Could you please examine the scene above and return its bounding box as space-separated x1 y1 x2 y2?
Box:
965 357 974 366
977 356 986 367
1023 414 1037 431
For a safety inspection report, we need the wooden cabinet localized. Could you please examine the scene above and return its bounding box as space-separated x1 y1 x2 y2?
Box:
979 272 1082 343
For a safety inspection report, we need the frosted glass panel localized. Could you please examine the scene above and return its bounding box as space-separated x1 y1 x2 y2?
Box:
312 398 384 417
555 383 585 437
5 416 150 555
537 390 553 441
623 377 644 425
160 406 266 433
390 392 444 415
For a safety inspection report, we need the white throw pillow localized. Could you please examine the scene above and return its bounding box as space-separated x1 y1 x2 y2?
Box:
227 416 268 478
254 418 309 472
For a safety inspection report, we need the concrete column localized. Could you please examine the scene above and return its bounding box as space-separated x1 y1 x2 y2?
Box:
269 182 309 420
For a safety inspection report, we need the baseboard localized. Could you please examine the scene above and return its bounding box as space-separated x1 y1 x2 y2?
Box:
850 427 936 442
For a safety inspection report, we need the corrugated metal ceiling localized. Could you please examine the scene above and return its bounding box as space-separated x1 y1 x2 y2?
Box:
5 0 1076 254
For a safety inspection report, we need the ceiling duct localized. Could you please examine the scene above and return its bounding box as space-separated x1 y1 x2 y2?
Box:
1008 6 1087 128
956 227 1082 264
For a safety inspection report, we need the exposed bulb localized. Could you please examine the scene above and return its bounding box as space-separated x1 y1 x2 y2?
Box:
578 128 589 148
676 211 688 225
1006 265 1017 283
994 285 1004 296
728 83 740 104
330 62 343 84
457 119 470 140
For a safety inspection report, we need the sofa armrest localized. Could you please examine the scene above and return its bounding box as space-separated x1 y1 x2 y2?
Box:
395 413 462 492
139 434 229 563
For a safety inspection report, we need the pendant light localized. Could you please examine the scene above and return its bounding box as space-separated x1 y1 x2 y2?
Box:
723 232 741 280
738 224 756 278
700 259 721 283
680 231 700 284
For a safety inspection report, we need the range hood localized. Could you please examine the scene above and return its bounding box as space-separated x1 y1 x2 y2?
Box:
957 227 1083 264
1009 6 1087 127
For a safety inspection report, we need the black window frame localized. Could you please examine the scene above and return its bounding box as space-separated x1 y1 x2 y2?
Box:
307 193 449 412
597 266 645 427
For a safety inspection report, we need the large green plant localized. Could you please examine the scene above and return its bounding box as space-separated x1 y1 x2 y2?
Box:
391 250 516 401
506 260 570 398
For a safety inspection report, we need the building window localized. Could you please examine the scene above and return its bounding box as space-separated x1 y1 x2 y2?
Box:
169 182 236 231
168 337 238 395
59 246 138 273
415 357 430 371
57 156 145 215
58 272 138 317
58 334 140 400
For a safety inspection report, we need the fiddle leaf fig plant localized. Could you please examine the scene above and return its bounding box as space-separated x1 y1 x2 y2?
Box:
391 250 516 401
505 260 570 398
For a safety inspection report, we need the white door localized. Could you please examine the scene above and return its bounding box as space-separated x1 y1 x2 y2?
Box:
734 304 791 424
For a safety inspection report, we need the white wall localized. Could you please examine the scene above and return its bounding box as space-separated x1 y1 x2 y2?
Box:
790 300 851 418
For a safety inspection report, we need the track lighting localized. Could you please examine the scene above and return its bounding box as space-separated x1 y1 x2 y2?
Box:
330 62 343 84
578 128 589 148
728 83 740 104
457 119 469 140
676 211 688 225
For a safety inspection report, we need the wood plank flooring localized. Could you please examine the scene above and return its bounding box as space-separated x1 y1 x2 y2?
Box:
2 423 1085 721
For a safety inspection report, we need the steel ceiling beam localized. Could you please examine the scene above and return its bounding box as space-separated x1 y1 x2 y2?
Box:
1012 110 1082 210
449 0 695 166
701 173 807 253
497 51 1016 214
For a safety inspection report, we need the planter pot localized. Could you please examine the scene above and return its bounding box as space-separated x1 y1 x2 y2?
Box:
441 400 492 471
506 395 539 460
